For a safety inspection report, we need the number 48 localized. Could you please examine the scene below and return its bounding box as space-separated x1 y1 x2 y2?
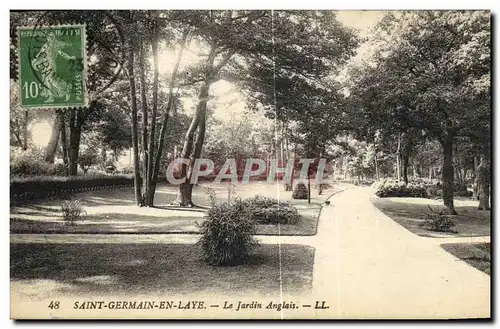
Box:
22 81 39 99
48 301 60 309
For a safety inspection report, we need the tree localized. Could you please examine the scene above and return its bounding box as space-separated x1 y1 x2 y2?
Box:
10 84 31 151
10 10 127 176
347 11 490 214
168 10 269 206
120 10 190 206
77 149 99 174
233 11 359 193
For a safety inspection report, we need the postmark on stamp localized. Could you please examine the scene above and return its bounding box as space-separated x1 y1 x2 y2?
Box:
17 24 87 109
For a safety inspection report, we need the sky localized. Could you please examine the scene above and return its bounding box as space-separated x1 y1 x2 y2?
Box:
337 10 385 37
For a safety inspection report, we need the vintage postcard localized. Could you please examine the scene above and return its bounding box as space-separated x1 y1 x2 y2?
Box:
9 9 491 320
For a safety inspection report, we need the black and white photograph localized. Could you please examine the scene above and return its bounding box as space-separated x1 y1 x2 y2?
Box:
8 8 491 319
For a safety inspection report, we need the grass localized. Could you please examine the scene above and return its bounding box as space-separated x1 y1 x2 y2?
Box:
10 181 337 235
441 243 490 275
371 196 490 237
10 243 315 297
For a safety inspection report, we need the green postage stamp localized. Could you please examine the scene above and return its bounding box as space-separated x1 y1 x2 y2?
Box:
17 25 87 109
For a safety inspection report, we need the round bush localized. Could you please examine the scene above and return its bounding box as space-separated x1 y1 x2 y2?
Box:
292 182 308 199
10 151 53 177
240 196 299 225
198 200 259 266
375 182 428 198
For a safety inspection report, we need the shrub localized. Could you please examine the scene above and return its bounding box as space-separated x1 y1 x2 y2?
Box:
61 199 87 225
242 196 299 224
118 167 134 175
48 163 68 176
10 174 139 202
203 186 217 207
425 186 442 198
251 207 299 224
455 190 473 197
375 181 428 198
419 206 456 232
454 184 473 197
10 150 53 177
315 182 331 195
198 199 259 266
371 180 385 189
292 182 308 199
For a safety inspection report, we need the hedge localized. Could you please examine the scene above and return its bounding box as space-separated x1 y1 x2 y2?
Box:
374 179 429 198
10 174 140 202
242 196 300 225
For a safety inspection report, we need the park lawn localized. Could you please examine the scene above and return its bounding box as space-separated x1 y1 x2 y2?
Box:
371 196 490 238
10 181 338 235
10 202 322 236
10 243 315 297
441 243 490 275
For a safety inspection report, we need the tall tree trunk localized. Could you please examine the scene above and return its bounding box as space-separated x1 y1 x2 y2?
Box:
59 110 68 175
68 109 82 176
176 41 219 206
285 122 290 160
307 171 311 204
68 129 81 176
146 23 160 204
176 82 211 206
44 112 61 163
473 156 480 199
22 110 29 150
396 134 402 182
441 132 456 215
139 43 149 202
146 30 188 207
402 155 409 186
476 145 490 210
127 41 143 206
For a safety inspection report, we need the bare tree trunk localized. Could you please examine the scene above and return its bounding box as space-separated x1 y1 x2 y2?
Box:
402 154 409 186
441 132 457 215
476 146 490 210
176 82 211 206
139 43 149 202
374 151 380 181
59 111 68 175
146 30 188 207
176 41 220 206
22 110 29 150
127 41 143 206
68 109 82 176
473 156 480 199
145 22 160 204
307 172 311 204
285 122 290 160
44 111 61 163
396 133 402 182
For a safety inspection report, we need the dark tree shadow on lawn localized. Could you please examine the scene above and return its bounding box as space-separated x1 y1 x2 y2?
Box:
10 243 314 297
